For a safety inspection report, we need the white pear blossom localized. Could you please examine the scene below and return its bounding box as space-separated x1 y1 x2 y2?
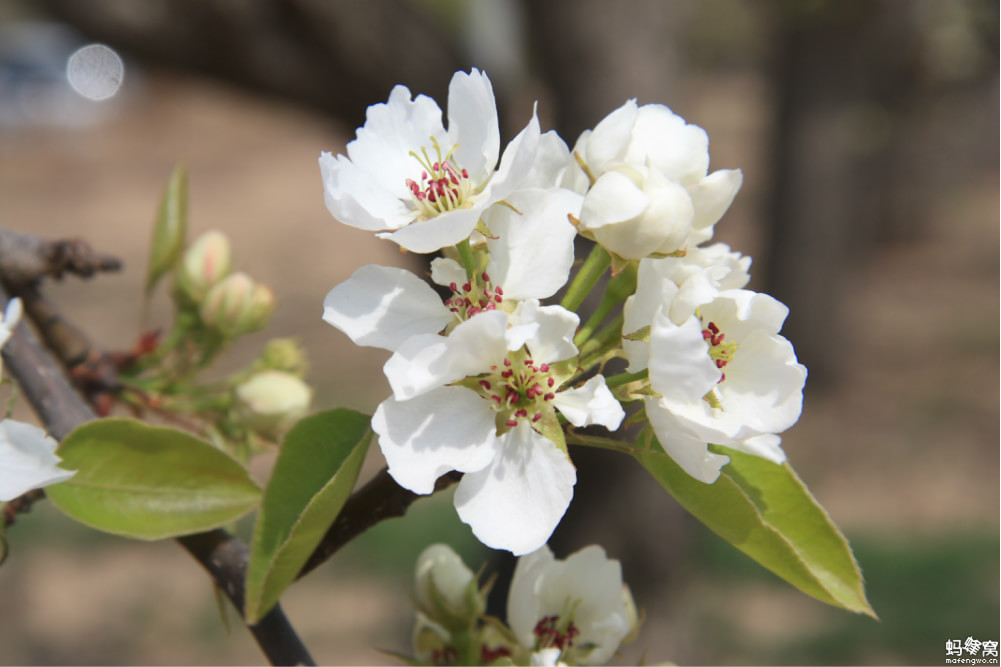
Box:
623 244 751 371
567 100 743 256
319 69 570 253
372 306 623 555
0 418 76 501
637 287 807 483
0 298 76 501
508 545 636 665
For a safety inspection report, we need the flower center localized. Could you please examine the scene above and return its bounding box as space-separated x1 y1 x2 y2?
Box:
533 614 581 652
702 321 737 382
444 271 504 320
406 137 474 219
473 349 558 430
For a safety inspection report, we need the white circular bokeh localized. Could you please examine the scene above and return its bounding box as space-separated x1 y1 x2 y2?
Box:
67 44 124 100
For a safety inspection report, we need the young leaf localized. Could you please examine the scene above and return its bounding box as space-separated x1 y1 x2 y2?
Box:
46 419 261 540
633 434 875 617
145 164 188 295
244 409 372 624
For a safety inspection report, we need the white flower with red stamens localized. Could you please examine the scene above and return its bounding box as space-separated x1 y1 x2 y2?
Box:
638 288 807 483
319 69 570 253
508 545 636 665
372 305 623 555
566 100 743 257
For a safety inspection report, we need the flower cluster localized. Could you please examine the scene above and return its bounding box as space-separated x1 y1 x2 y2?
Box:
411 543 637 666
320 69 806 555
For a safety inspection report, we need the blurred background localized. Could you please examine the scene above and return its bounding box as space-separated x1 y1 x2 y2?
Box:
0 0 997 664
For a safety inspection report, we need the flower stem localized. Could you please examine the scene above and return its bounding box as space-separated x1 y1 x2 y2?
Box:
560 244 609 313
573 262 637 348
456 238 476 279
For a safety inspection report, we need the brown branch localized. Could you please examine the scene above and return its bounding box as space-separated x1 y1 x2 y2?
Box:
0 228 121 286
297 468 461 580
0 286 315 666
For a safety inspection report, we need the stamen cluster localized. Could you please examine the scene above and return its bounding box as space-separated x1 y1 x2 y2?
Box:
701 320 737 382
444 271 504 319
533 614 581 652
407 138 474 219
476 351 558 428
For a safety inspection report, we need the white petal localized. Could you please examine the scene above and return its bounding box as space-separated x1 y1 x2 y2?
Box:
454 423 576 555
483 188 582 301
384 311 508 400
489 109 543 199
582 99 638 171
622 259 680 372
509 300 579 364
689 168 743 229
552 376 624 430
507 545 555 645
648 313 721 404
644 398 729 484
429 257 467 288
414 543 475 613
320 152 411 232
0 420 75 502
579 170 650 228
731 433 786 464
380 206 482 253
627 104 709 185
372 387 498 494
447 68 500 186
322 265 452 352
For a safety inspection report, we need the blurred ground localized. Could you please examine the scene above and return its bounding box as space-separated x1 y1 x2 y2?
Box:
0 61 997 666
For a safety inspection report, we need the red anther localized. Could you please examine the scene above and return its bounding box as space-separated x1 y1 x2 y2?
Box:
482 272 491 282
524 359 535 366
506 391 519 404
716 333 725 343
462 168 469 178
708 322 720 334
532 382 543 396
503 358 512 367
464 297 473 306
492 395 502 403
479 380 491 390
485 302 496 310
449 282 458 291
462 282 471 291
539 363 549 372
719 373 727 383
468 307 481 316
702 329 713 340
532 413 542 422
490 365 497 370
544 392 555 401
495 286 504 295
711 335 721 346
422 171 428 180
548 377 555 387
502 370 513 379
432 162 440 171
494 295 503 303
716 359 725 368
506 419 518 427
515 409 528 418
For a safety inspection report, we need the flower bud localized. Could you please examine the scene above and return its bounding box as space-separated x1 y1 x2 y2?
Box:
258 338 309 377
200 272 272 337
234 369 312 438
414 544 484 629
176 230 232 303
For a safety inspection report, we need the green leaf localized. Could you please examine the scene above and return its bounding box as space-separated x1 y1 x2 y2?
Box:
145 164 188 295
47 419 261 540
633 434 875 617
244 409 372 623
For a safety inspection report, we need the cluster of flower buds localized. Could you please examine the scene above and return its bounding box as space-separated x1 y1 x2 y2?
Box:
410 544 638 666
175 230 275 337
319 69 806 557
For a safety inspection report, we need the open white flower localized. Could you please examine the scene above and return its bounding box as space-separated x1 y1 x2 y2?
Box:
567 100 743 254
319 69 569 253
372 306 623 555
508 545 636 665
640 288 807 483
0 420 76 501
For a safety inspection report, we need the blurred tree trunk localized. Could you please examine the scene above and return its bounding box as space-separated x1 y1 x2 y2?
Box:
33 0 467 128
761 0 928 389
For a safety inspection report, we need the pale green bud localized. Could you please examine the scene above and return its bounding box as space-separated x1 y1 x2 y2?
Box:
176 230 231 303
258 338 309 377
234 369 312 438
414 544 484 630
200 272 271 337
